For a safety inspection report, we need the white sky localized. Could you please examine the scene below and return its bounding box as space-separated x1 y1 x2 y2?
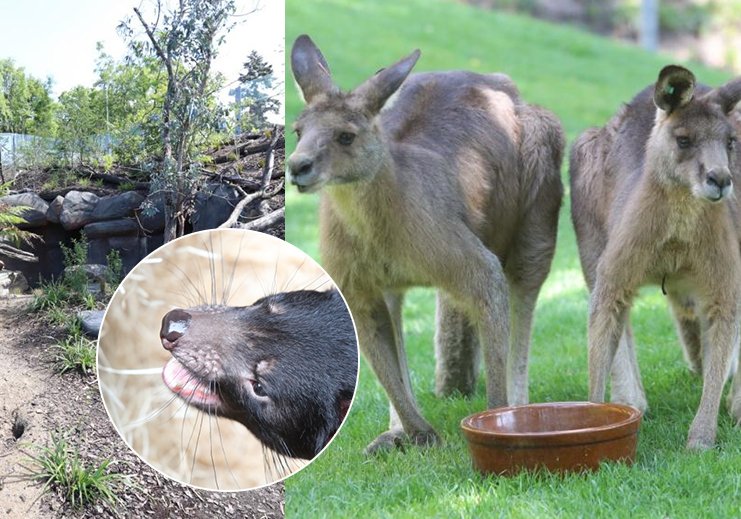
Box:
0 0 284 116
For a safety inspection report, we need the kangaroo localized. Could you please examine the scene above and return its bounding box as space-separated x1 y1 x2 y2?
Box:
571 65 741 449
288 35 564 453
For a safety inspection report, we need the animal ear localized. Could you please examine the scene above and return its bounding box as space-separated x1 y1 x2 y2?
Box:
291 34 337 104
706 76 741 114
353 49 421 115
654 65 696 113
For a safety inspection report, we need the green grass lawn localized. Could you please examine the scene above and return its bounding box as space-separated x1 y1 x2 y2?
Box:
284 1 741 517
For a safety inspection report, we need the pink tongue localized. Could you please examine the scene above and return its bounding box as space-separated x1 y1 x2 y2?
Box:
162 358 221 407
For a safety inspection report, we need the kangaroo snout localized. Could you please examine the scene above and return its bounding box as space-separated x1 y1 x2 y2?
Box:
704 168 733 201
287 153 321 192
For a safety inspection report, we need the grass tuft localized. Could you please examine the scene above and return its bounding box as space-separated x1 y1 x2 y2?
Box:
28 280 71 313
51 333 96 375
23 434 125 510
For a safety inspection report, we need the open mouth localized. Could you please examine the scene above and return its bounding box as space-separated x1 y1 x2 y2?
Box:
162 357 222 409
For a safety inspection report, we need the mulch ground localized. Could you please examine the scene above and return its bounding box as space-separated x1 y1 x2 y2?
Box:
0 296 284 518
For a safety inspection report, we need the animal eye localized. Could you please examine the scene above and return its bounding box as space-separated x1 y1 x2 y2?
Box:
728 137 736 151
337 132 355 146
676 136 691 149
252 380 267 397
294 127 302 141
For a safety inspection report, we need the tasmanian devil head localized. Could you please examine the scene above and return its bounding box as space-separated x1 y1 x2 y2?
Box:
160 288 357 460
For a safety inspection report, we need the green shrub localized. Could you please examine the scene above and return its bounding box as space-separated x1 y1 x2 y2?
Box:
61 235 89 295
105 249 123 291
29 280 71 312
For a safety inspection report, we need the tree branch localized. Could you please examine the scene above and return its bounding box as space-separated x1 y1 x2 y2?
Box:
237 207 284 231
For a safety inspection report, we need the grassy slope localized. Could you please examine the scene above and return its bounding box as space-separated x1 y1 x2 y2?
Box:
285 1 741 517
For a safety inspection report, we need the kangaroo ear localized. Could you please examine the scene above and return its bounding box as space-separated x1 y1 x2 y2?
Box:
353 49 421 115
291 34 337 104
706 76 741 114
654 65 696 113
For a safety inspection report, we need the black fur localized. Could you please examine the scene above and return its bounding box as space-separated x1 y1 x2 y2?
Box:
160 288 358 460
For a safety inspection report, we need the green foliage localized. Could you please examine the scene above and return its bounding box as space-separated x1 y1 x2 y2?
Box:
93 49 169 166
46 305 75 327
0 59 55 135
105 249 123 291
40 169 77 192
29 279 71 313
24 433 124 509
284 1 740 517
0 180 38 249
659 2 711 35
51 333 96 375
54 86 106 166
233 50 281 131
60 235 89 295
101 154 115 173
82 291 98 310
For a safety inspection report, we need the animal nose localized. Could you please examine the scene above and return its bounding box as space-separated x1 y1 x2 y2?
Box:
706 169 732 191
705 168 733 199
160 309 191 351
288 155 314 182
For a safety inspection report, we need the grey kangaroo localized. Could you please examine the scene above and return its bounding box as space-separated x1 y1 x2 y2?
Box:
288 34 564 452
571 65 741 449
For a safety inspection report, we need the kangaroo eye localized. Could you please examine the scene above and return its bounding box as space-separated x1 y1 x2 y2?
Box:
676 136 691 149
294 127 302 141
728 136 736 151
337 132 356 146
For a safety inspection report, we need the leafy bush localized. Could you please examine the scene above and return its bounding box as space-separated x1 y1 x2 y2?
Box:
105 249 123 291
61 235 89 295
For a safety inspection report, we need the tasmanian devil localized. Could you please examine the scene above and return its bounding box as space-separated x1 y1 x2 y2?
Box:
159 288 358 460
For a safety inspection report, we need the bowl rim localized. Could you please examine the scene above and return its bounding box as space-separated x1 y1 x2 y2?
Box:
460 401 643 441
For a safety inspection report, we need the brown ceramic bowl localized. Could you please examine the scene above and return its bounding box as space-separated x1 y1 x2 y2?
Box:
460 402 642 475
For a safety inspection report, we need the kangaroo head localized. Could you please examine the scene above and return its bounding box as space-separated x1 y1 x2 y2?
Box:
287 34 420 193
648 65 741 202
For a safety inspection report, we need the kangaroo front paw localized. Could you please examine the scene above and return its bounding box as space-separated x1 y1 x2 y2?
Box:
364 428 440 455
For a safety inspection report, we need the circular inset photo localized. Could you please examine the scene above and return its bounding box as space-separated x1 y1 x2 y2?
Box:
97 229 359 490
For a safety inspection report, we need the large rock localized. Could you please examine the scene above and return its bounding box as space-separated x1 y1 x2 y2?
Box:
46 196 64 224
109 236 146 273
0 193 49 228
92 191 145 221
88 236 145 275
192 183 241 231
59 191 99 231
83 219 138 239
78 310 104 338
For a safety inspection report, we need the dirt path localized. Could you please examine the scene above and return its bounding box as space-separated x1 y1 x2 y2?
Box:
0 296 284 518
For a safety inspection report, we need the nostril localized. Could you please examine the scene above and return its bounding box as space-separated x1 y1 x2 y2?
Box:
290 158 314 178
160 309 191 350
707 171 732 190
